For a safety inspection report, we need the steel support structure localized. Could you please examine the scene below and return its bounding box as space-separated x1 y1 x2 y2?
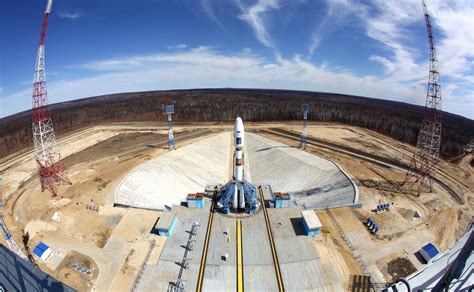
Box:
402 0 442 195
299 104 310 149
164 104 176 150
32 0 71 197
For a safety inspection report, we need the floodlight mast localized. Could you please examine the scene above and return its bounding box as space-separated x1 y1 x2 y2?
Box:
31 0 71 197
402 0 442 195
164 105 176 150
299 104 310 149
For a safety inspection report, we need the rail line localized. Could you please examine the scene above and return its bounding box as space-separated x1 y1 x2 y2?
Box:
196 190 217 292
259 187 285 291
258 128 464 205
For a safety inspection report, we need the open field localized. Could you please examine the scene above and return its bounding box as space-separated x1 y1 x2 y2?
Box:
0 121 472 290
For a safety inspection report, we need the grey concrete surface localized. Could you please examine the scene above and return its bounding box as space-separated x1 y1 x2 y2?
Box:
137 204 211 291
268 206 345 291
115 132 230 210
246 133 357 209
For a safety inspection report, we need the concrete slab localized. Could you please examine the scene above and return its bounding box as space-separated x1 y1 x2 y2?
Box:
137 204 211 291
202 213 237 291
115 132 231 210
45 250 67 271
267 206 345 291
242 211 279 291
246 133 357 209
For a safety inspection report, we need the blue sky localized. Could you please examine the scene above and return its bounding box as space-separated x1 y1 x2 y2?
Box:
0 0 473 119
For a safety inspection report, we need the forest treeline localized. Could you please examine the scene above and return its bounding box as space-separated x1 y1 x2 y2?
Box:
1 89 472 160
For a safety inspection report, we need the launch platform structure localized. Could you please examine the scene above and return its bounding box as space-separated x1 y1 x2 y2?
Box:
31 0 71 197
402 0 442 195
164 104 177 150
299 104 310 149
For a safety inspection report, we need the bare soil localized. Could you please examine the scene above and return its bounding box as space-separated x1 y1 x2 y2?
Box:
54 250 98 292
386 257 417 280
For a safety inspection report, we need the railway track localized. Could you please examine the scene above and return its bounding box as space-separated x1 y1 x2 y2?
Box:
196 190 217 292
259 187 285 292
258 128 464 205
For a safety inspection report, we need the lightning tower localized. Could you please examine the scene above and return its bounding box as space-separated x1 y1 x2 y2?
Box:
31 0 71 197
299 104 310 149
402 0 442 195
164 104 176 150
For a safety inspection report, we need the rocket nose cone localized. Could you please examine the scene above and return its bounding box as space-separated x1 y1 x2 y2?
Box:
235 117 244 130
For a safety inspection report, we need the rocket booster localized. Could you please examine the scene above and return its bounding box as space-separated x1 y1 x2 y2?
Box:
233 117 245 209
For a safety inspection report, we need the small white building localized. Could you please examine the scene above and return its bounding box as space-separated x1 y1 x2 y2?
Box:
301 210 323 237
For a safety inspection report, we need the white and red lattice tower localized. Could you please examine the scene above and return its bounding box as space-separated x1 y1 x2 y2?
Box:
32 0 71 197
403 0 442 195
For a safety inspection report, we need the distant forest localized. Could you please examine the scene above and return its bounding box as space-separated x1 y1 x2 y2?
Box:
0 89 472 160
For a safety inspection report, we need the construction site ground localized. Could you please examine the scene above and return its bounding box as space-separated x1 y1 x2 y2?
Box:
0 121 472 290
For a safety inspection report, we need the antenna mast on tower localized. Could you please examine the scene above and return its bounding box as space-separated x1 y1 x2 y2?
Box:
31 0 71 197
300 104 310 149
402 0 442 195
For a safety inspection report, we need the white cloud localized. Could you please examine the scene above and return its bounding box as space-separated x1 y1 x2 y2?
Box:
168 44 187 49
308 0 474 119
0 87 4 118
57 11 81 19
363 0 424 83
429 1 474 82
236 0 280 48
369 55 396 74
201 0 225 28
309 0 367 57
3 47 445 119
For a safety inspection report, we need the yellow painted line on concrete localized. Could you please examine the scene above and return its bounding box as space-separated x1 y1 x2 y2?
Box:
259 188 285 292
236 218 244 292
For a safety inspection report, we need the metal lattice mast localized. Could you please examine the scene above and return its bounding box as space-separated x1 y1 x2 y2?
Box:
164 104 176 150
299 104 310 149
32 0 71 197
403 0 442 195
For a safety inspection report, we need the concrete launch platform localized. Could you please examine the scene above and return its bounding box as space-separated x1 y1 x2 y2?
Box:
115 131 357 210
137 195 344 291
246 132 357 209
115 132 231 210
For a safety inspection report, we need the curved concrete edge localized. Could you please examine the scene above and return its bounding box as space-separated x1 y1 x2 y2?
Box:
113 160 171 211
332 161 359 204
114 162 142 208
298 148 360 205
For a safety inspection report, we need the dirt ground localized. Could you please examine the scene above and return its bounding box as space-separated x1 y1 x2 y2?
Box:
0 124 220 291
314 210 363 290
54 250 99 292
384 256 417 282
0 121 472 290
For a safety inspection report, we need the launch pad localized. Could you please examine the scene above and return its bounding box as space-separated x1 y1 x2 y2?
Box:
139 187 344 291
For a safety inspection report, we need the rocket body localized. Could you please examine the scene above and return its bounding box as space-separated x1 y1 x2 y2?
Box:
233 117 245 210
234 117 244 181
217 117 259 214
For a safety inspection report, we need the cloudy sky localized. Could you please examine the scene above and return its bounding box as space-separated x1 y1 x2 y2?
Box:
0 0 473 119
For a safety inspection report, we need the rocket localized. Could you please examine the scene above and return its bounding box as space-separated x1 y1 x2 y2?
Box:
233 117 245 210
